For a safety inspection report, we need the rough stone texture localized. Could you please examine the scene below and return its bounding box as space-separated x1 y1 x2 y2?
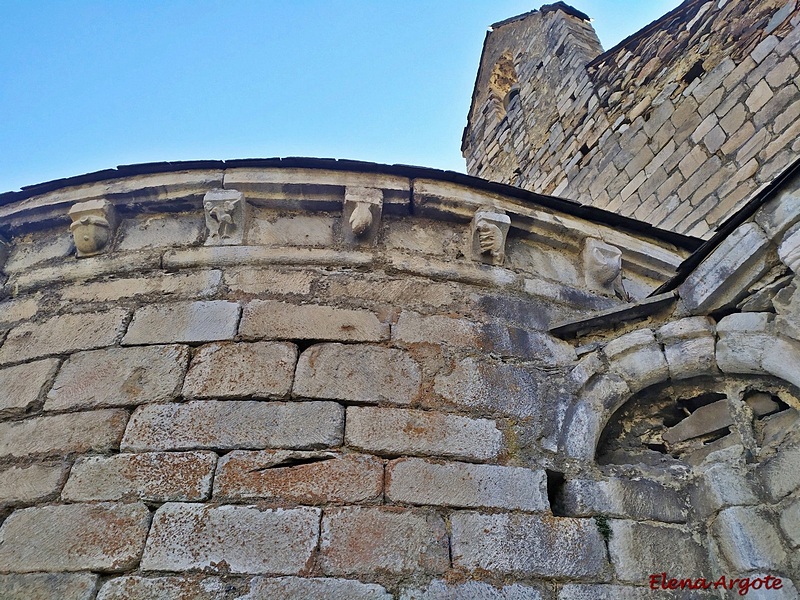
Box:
386 457 549 511
0 409 128 459
117 213 204 250
0 573 99 600
0 308 128 365
320 507 449 576
657 317 717 380
345 406 502 461
603 329 668 393
224 267 315 296
96 576 249 600
182 342 297 399
240 300 389 342
0 463 66 505
59 270 223 303
0 358 60 416
122 400 344 452
450 512 609 578
608 520 710 583
123 300 240 345
45 345 189 411
140 503 320 574
62 451 216 502
758 444 800 501
712 506 788 571
401 580 548 600
392 311 479 348
0 502 151 572
293 343 421 405
558 584 714 599
214 450 383 504
247 577 392 600
779 495 800 548
662 400 733 444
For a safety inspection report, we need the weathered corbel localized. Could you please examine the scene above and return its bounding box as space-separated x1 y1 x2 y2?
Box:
583 237 629 300
68 199 117 258
778 226 800 275
344 187 383 244
204 189 246 246
470 207 510 266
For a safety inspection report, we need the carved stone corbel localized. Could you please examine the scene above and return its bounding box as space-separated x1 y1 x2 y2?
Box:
778 226 800 275
470 208 510 266
344 187 383 244
584 237 629 300
68 199 117 258
204 189 246 246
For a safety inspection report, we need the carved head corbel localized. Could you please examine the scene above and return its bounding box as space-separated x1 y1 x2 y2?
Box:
344 187 383 244
583 237 629 300
470 207 511 266
68 199 117 258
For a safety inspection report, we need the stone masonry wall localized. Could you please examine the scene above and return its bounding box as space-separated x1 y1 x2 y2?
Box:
463 0 800 239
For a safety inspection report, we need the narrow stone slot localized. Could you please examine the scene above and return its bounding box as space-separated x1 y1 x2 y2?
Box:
546 470 567 516
252 455 336 471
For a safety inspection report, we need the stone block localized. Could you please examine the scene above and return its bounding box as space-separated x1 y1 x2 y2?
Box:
249 577 391 599
608 520 710 583
117 213 204 250
0 296 40 327
386 457 548 511
293 343 420 405
450 512 609 578
96 576 249 600
0 502 150 572
712 506 787 571
224 267 314 296
0 308 129 365
123 301 240 345
3 231 73 273
754 183 800 239
214 450 383 504
246 211 335 247
240 300 389 342
392 311 479 347
59 270 222 303
0 573 99 600
141 503 320 574
0 358 59 416
0 463 66 505
62 451 216 502
121 400 343 451
182 342 297 399
346 406 501 461
662 400 733 444
657 317 717 380
758 445 800 501
558 584 713 599
603 329 668 393
320 507 449 576
747 80 774 112
401 580 547 600
0 409 128 459
779 495 800 548
690 461 759 516
45 345 189 411
558 477 686 523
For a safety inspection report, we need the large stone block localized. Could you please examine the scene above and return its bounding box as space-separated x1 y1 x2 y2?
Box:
121 400 343 452
346 406 502 461
401 580 548 599
320 507 449 576
293 343 420 405
240 300 389 342
0 308 129 365
450 512 609 578
386 457 548 512
117 213 204 250
247 577 392 600
662 400 733 444
0 502 151 572
45 345 189 411
123 301 240 345
759 445 800 501
0 409 128 459
657 317 717 380
182 342 297 399
0 573 99 600
59 270 222 303
603 329 668 393
141 503 320 574
0 463 66 505
558 584 715 599
558 477 686 523
96 575 249 600
0 358 59 416
214 450 383 504
224 266 314 296
392 311 479 348
62 451 216 502
712 506 788 571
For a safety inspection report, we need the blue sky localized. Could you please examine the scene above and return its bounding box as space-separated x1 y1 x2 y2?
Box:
0 1 681 193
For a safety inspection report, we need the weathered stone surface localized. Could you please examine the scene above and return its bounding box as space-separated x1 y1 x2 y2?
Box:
450 512 609 578
320 507 449 576
0 409 128 459
759 445 800 501
140 503 320 574
0 308 128 365
60 270 222 303
117 213 204 250
45 345 189 411
691 456 760 517
246 211 335 247
293 343 420 405
558 584 713 599
401 580 547 600
715 312 773 375
662 400 733 444
392 311 479 347
386 457 548 511
657 317 717 380
779 495 800 548
240 300 389 342
0 463 65 505
608 520 710 583
0 573 99 600
0 296 40 327
712 506 788 571
122 400 343 451
346 406 502 461
603 329 668 393
3 231 73 272
224 267 314 296
247 577 392 600
0 502 151 572
63 451 216 502
182 342 297 399
97 576 249 600
214 450 383 504
558 477 686 523
123 301 240 345
0 358 59 416
754 185 800 239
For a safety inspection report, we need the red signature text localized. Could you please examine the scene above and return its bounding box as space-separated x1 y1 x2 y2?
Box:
649 573 783 596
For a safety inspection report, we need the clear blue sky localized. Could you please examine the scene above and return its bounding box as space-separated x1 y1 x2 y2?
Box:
0 1 681 193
